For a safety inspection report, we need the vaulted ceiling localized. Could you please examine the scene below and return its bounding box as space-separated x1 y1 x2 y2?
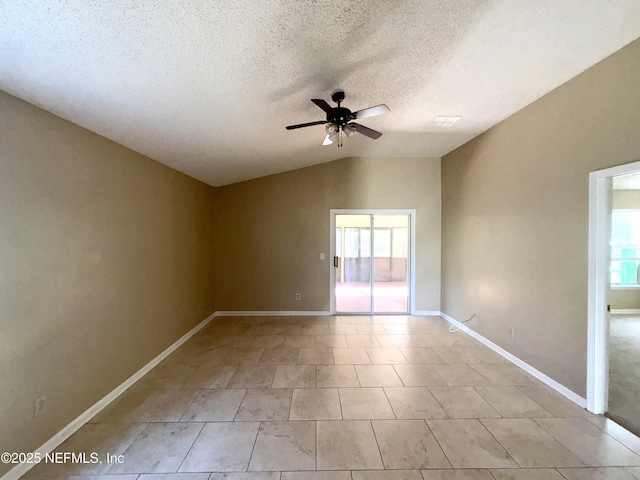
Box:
2 1 639 186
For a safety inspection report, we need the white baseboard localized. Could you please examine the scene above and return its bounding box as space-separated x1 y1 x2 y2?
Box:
439 312 587 408
215 311 330 316
413 310 442 316
1 311 217 480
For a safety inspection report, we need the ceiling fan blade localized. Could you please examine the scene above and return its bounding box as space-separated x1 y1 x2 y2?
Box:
285 120 328 130
311 99 336 114
353 104 390 120
322 134 333 146
351 123 382 139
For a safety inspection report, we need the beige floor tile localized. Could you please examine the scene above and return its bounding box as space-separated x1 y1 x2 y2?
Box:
421 470 494 479
210 473 280 480
222 348 265 366
180 389 246 421
226 365 277 388
405 335 445 347
430 387 501 419
627 467 640 479
431 364 490 386
215 336 256 349
346 335 381 347
517 386 593 417
179 422 259 472
352 470 424 479
301 325 330 335
282 472 351 480
290 388 342 420
432 347 483 364
393 365 447 387
62 475 150 480
399 347 445 364
259 347 299 365
480 418 585 467
30 423 147 476
383 325 411 335
533 418 640 466
273 325 302 335
316 420 384 470
329 324 359 335
108 423 203 473
384 386 448 419
316 365 360 387
366 347 408 364
374 334 411 347
139 474 211 480
243 325 275 336
333 347 371 364
315 335 348 348
339 387 395 419
428 419 518 469
372 419 450 469
272 365 316 388
183 365 237 389
341 317 374 325
297 347 334 364
469 363 535 386
94 388 199 423
469 348 510 363
248 421 316 471
473 386 551 418
356 364 403 387
251 335 286 348
588 417 640 456
356 325 388 335
489 469 565 479
557 467 639 479
235 388 292 421
137 364 198 389
190 347 232 364
285 335 316 348
434 332 479 347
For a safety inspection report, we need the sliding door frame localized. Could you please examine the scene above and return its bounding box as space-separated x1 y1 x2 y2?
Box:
330 209 416 315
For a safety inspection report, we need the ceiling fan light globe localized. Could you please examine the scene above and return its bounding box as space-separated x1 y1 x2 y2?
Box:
343 124 356 137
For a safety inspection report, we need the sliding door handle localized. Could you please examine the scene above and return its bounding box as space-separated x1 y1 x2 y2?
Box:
334 256 339 268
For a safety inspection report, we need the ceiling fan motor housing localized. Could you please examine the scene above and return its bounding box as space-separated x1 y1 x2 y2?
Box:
328 107 353 126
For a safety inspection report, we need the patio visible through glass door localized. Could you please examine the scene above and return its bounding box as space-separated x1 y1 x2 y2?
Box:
334 213 409 313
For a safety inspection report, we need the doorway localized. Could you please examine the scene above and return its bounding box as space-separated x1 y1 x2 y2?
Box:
588 160 640 436
330 210 415 314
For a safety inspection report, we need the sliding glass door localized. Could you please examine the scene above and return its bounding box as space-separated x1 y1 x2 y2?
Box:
333 212 410 314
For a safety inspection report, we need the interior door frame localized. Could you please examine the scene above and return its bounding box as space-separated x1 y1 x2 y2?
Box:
587 159 640 413
330 209 416 315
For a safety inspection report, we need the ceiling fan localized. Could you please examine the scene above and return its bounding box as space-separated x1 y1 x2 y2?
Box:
285 91 390 147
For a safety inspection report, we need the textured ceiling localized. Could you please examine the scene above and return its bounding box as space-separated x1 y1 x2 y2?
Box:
1 1 639 186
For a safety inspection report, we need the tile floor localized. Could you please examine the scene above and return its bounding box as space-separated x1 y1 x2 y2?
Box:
24 315 640 480
609 315 640 436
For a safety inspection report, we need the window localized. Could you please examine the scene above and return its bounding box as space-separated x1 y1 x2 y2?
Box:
611 210 640 285
374 229 391 257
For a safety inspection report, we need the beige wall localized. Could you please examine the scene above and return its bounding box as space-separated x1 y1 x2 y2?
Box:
0 91 217 472
441 38 640 396
214 156 441 312
611 189 640 309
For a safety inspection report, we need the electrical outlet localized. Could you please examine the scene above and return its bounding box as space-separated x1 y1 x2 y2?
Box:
34 395 46 418
320 253 325 260
510 327 515 339
295 293 301 300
